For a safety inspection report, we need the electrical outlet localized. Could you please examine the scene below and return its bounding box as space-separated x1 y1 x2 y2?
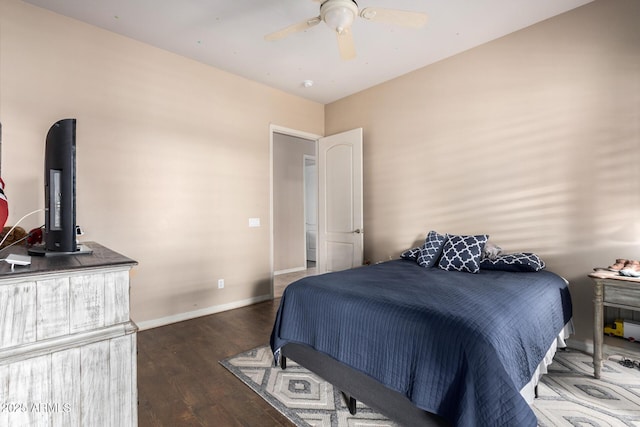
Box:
218 279 224 289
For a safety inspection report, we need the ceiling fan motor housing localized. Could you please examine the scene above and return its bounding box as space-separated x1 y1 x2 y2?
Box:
321 0 359 34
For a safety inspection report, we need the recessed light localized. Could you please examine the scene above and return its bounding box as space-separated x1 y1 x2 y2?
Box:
303 80 314 88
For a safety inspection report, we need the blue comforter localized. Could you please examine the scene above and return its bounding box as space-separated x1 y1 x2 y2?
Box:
270 259 572 426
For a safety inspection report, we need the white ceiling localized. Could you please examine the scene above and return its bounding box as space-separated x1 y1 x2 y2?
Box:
23 0 593 104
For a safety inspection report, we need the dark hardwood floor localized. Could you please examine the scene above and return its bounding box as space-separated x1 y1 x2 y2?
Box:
137 299 294 427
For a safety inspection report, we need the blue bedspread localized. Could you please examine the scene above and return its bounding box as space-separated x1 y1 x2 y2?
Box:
270 259 572 426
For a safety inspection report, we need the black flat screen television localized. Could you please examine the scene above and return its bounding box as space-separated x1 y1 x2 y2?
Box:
45 118 76 252
29 118 90 256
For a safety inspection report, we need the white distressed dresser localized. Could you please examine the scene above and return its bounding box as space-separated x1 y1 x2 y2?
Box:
0 242 138 426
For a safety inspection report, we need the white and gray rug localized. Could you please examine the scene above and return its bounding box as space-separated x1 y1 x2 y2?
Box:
220 346 640 427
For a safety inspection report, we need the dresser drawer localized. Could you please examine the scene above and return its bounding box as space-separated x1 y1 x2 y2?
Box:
604 282 640 308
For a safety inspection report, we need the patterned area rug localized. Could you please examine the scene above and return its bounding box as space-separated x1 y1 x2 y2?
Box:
220 346 640 427
534 349 640 426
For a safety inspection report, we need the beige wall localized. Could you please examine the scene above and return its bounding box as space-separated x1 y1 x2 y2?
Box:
0 0 324 326
2 0 638 349
273 132 315 273
325 0 640 350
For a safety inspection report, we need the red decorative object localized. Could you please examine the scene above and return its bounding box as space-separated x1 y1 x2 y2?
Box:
0 177 8 229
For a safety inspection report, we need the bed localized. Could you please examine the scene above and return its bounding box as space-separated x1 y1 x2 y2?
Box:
270 257 573 426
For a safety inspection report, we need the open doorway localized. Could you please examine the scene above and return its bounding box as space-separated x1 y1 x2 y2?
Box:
270 125 364 298
271 127 320 298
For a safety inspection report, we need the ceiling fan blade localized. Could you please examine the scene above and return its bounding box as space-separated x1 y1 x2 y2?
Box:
264 16 322 41
336 29 356 60
359 7 428 28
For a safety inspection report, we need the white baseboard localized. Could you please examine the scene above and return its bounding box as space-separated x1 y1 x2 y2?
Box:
566 338 640 359
274 266 306 276
135 294 272 331
566 338 591 354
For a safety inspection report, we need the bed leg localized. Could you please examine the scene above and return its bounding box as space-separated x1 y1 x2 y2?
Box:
340 391 357 415
281 355 287 370
534 385 538 399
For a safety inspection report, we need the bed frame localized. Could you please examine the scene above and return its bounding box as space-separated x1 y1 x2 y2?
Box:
280 342 450 426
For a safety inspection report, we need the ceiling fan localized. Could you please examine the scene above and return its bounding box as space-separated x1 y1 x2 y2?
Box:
264 0 428 60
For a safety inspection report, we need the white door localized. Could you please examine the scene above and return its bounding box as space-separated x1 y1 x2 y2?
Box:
317 128 363 273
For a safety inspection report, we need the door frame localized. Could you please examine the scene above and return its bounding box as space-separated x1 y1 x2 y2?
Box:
269 124 322 299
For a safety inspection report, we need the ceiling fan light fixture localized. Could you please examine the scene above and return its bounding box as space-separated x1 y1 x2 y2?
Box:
321 0 358 34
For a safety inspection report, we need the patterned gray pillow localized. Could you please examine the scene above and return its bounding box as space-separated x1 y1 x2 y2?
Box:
400 247 421 261
479 253 545 272
417 230 447 268
438 234 489 273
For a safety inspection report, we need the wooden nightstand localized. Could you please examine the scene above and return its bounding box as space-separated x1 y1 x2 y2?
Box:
589 270 640 378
